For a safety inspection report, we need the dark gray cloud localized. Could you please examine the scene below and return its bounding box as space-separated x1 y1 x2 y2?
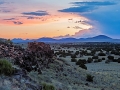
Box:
22 10 49 16
0 7 11 13
27 16 41 19
71 1 116 6
2 10 11 12
59 1 116 13
3 18 17 20
59 6 96 13
21 16 41 19
13 21 23 25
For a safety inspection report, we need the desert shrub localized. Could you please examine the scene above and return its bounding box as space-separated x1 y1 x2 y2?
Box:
98 52 106 56
59 53 66 57
98 59 102 62
55 52 60 55
76 59 86 65
86 53 92 55
114 51 120 55
59 54 63 57
91 50 96 55
112 59 118 62
0 59 14 76
111 51 119 55
107 56 114 60
42 83 55 90
81 50 87 55
64 53 71 56
115 52 120 55
86 74 94 82
111 50 116 54
68 50 72 54
94 59 98 63
87 58 93 63
92 56 98 59
71 54 76 58
79 63 87 70
75 51 79 55
71 58 77 62
102 58 105 60
63 50 65 53
105 60 110 64
117 58 120 63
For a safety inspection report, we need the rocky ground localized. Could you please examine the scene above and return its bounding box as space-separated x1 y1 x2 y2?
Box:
1 58 120 90
0 41 54 90
0 41 120 90
28 58 120 90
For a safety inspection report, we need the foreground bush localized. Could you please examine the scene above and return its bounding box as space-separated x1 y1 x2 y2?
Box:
92 56 98 59
42 83 55 90
0 59 14 76
102 58 105 60
71 54 76 58
86 74 94 82
94 59 99 63
79 63 87 70
98 52 106 56
98 59 102 62
76 59 87 65
87 58 93 63
117 58 120 63
107 56 114 60
71 58 77 62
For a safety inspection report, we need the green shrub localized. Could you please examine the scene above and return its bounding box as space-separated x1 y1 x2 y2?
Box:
107 56 114 60
42 83 55 90
92 56 98 59
0 59 14 76
75 51 79 55
102 58 105 60
98 59 102 62
79 64 87 70
94 59 98 63
105 60 110 64
98 53 106 56
87 58 93 63
112 59 118 62
71 58 77 62
76 59 86 65
71 54 76 58
117 58 120 63
86 74 94 82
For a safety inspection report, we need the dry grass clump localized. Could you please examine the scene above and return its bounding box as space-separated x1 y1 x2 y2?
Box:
0 59 14 76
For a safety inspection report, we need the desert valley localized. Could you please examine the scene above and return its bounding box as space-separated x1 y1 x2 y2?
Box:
0 0 120 90
0 37 120 90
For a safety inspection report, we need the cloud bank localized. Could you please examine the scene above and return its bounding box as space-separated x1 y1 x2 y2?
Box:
54 28 101 39
59 1 116 13
22 10 49 16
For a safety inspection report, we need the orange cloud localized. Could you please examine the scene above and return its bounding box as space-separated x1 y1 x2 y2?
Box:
0 11 94 39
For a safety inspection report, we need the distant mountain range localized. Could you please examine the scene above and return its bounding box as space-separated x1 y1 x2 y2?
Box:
12 35 120 43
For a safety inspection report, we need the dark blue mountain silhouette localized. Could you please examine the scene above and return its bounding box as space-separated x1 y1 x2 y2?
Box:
90 35 112 39
36 37 57 42
12 35 120 43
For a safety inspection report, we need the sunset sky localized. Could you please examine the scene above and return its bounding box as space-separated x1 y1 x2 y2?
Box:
0 0 120 39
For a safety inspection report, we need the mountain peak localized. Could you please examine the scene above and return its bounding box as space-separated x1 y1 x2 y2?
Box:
12 35 120 43
92 35 112 39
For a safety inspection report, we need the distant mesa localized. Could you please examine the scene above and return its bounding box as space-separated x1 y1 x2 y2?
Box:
36 37 57 42
12 35 120 43
90 35 112 40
